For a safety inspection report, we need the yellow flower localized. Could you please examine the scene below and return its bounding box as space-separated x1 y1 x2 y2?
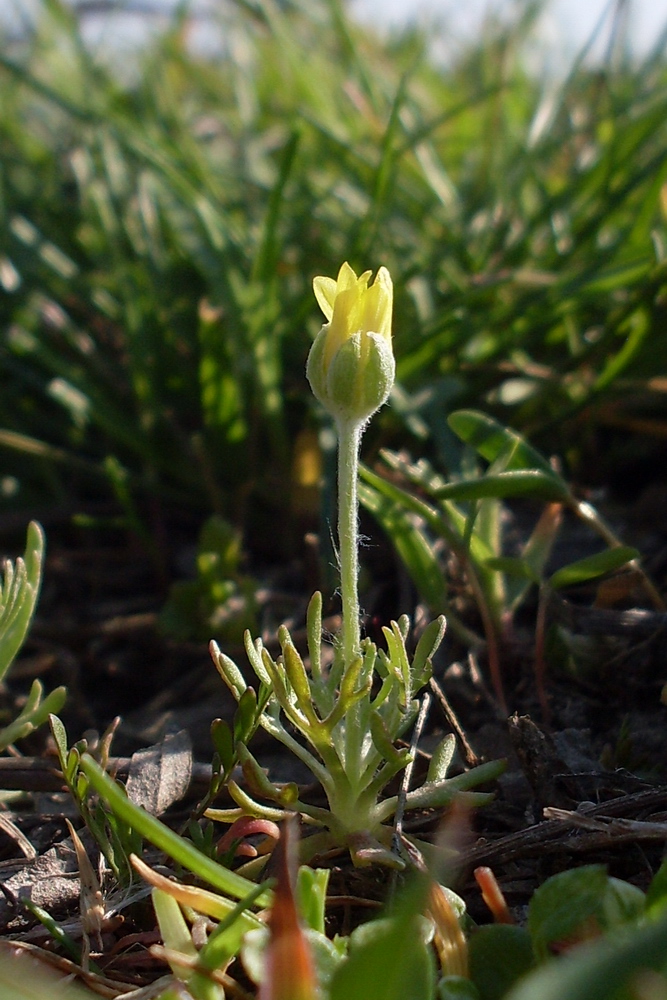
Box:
307 262 394 426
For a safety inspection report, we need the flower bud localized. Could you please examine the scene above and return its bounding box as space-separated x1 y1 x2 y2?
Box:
307 262 394 426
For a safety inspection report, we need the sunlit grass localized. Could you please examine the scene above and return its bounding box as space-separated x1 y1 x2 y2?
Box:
0 0 665 549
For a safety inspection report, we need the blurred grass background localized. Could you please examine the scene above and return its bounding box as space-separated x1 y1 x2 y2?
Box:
1 0 666 577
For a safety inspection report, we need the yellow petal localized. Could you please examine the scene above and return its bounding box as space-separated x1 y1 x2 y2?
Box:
312 276 337 320
360 270 392 341
373 267 393 338
336 260 361 290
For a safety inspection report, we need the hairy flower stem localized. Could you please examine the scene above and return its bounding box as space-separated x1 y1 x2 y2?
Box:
337 419 363 669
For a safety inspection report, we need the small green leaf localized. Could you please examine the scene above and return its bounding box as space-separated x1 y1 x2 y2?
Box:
402 758 505 813
282 640 315 711
438 976 481 999
237 742 290 803
506 914 667 1000
412 616 447 684
329 903 435 1000
548 546 639 591
234 687 258 746
0 682 67 752
306 590 323 682
64 747 80 784
0 521 44 683
646 858 667 916
469 925 534 1000
211 718 234 774
210 640 247 699
527 865 608 960
75 769 88 800
79 755 270 905
296 866 330 934
431 471 568 503
447 411 557 477
49 713 69 762
370 711 411 767
426 734 456 783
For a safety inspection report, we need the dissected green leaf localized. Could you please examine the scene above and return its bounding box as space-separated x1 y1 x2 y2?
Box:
412 616 447 684
0 681 67 752
0 522 44 683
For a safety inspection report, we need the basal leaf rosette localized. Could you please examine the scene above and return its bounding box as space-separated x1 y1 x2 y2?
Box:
209 601 504 869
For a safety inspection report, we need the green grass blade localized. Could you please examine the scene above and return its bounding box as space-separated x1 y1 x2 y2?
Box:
79 755 272 906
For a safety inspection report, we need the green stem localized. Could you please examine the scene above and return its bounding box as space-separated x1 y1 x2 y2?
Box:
337 419 363 669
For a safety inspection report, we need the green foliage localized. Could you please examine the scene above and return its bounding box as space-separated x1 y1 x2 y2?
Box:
0 0 665 553
151 879 269 1000
527 865 645 960
506 915 667 1000
50 714 143 883
5 842 667 1000
210 596 503 867
363 409 642 629
78 749 271 906
328 880 436 1000
1 3 667 998
159 515 258 642
468 926 535 1000
0 522 66 751
0 521 43 683
361 409 648 707
464 864 665 1000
